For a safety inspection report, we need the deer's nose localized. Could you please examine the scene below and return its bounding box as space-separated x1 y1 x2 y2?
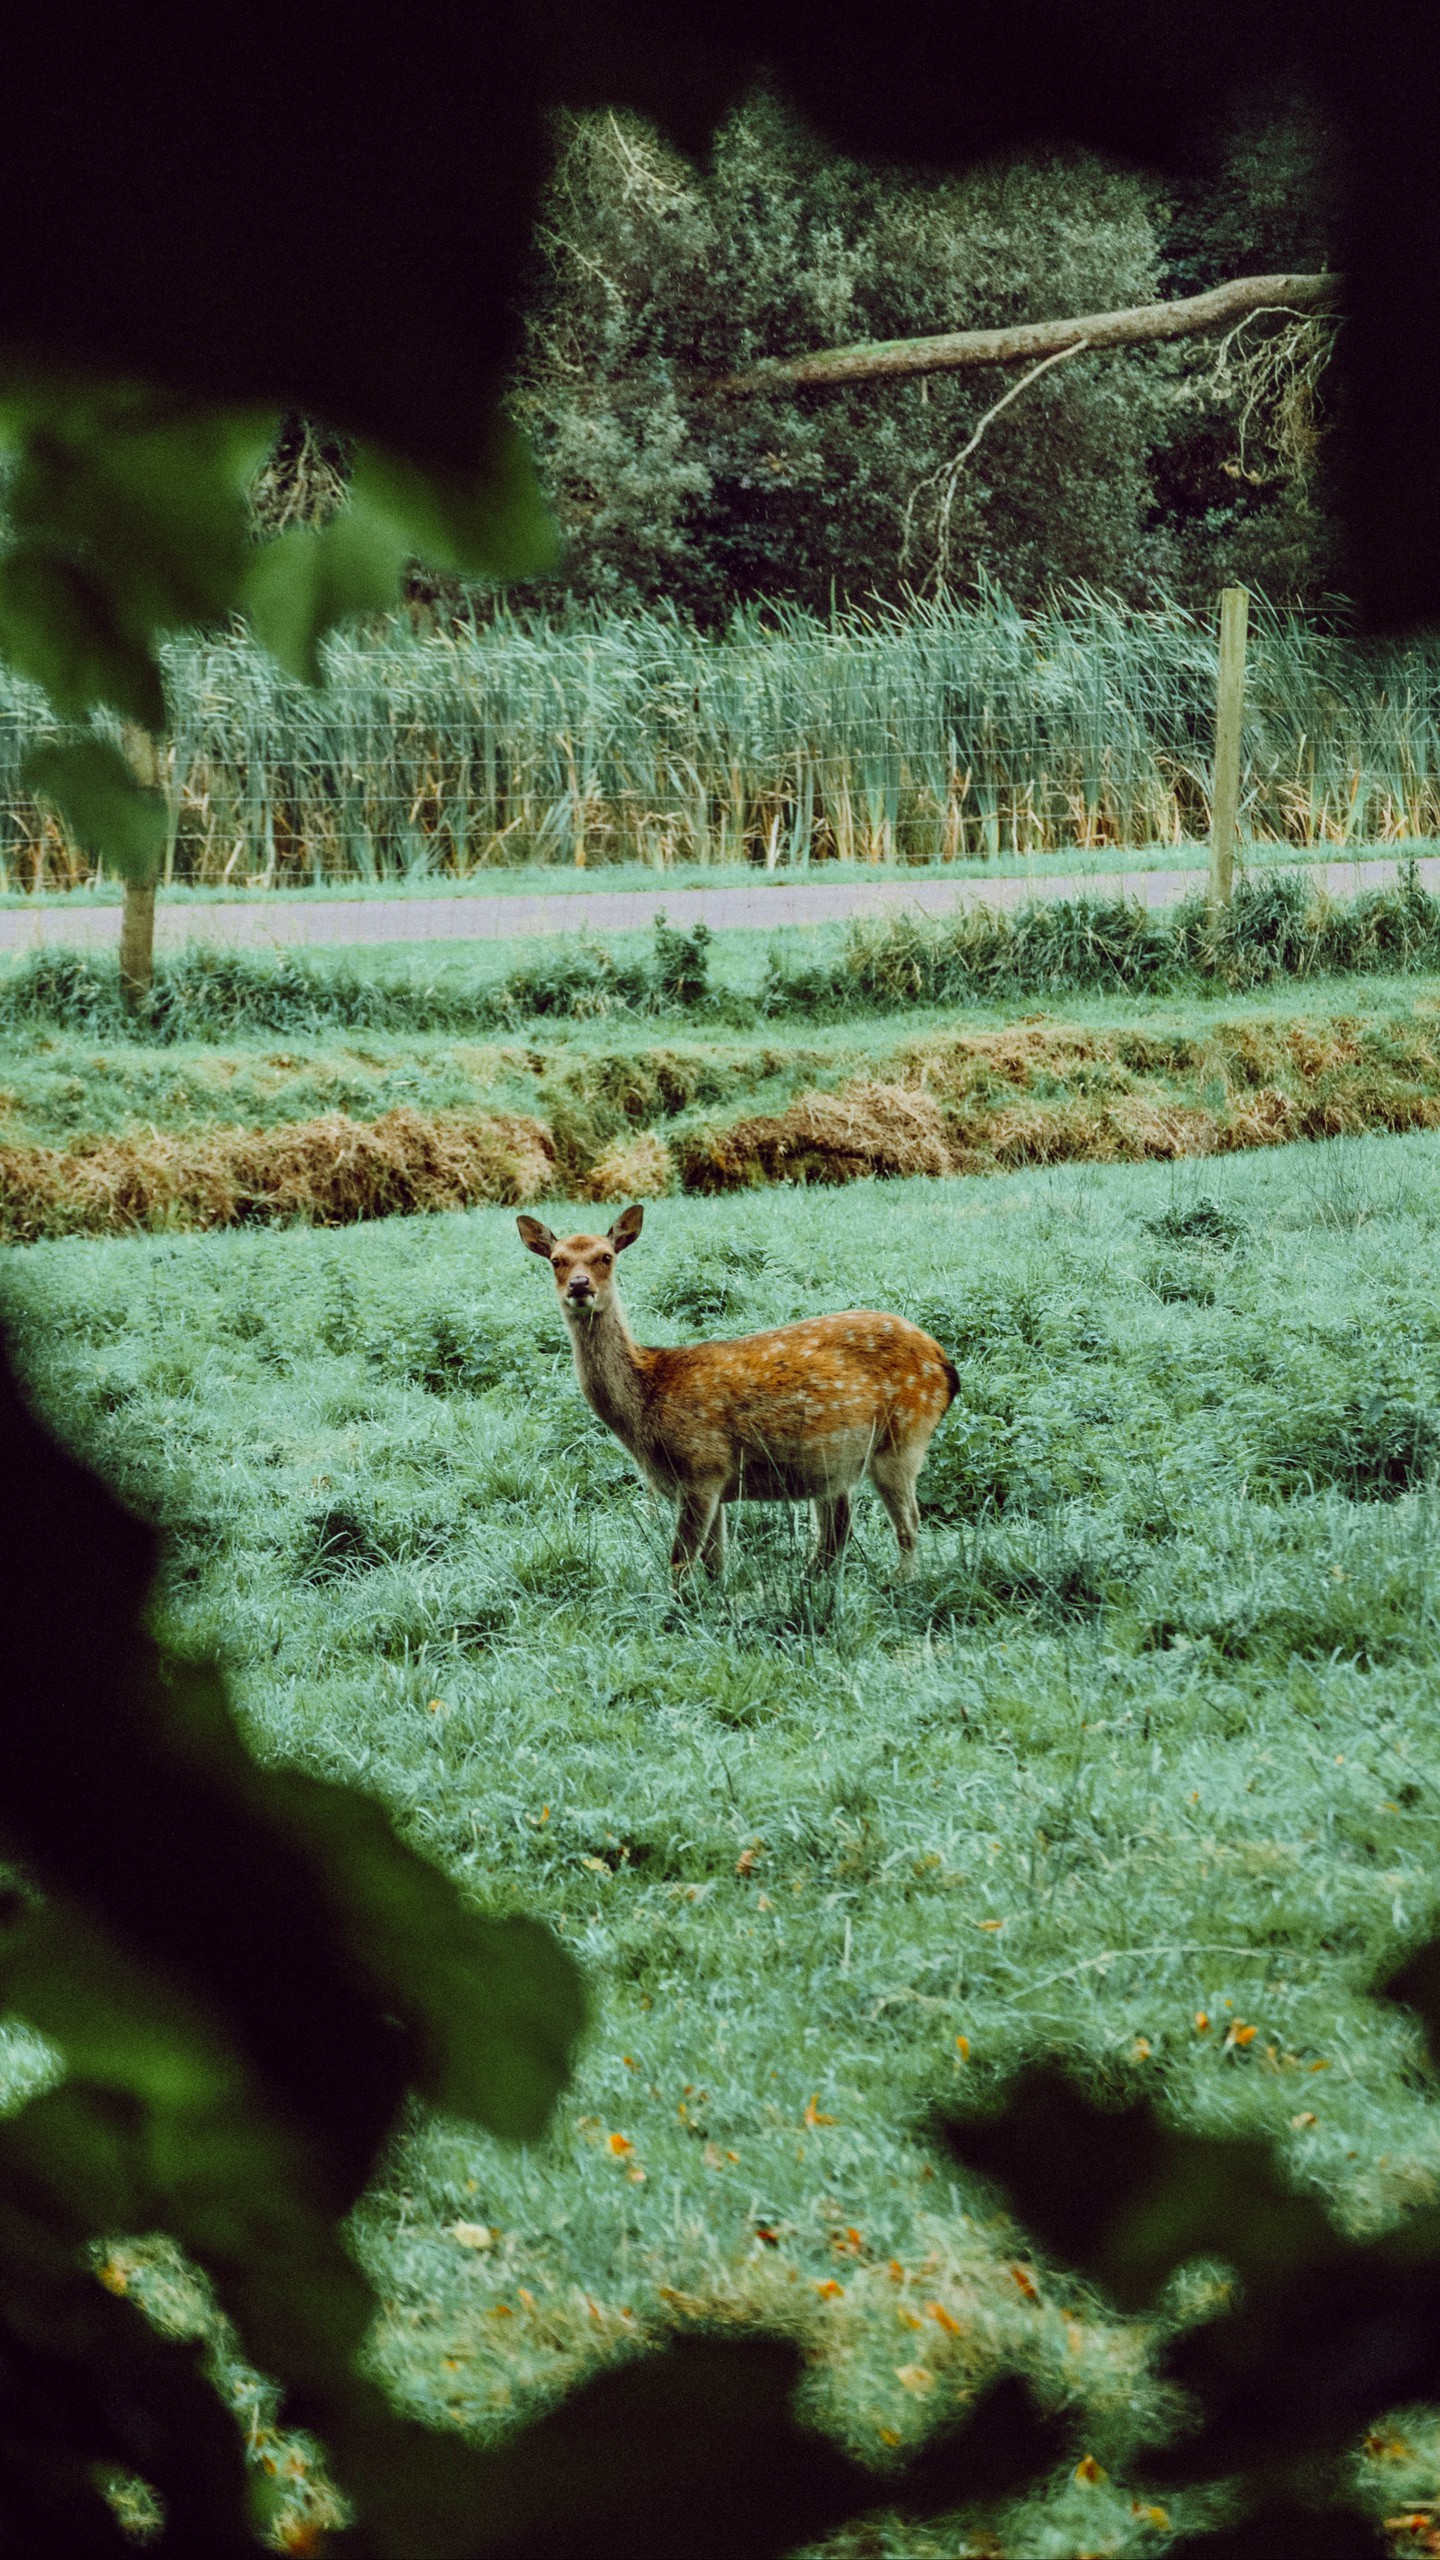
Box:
567 1275 594 1299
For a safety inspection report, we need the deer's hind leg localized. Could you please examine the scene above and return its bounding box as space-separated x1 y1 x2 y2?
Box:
672 1482 724 1582
867 1446 922 1574
812 1488 853 1565
700 1501 727 1578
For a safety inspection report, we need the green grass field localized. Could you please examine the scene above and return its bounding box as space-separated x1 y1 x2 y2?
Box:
7 1130 1440 2552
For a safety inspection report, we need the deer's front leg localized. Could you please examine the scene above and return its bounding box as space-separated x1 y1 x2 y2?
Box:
672 1483 723 1582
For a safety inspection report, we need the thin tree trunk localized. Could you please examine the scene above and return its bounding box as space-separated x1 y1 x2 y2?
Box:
119 880 158 1013
118 723 163 1015
704 269 1341 398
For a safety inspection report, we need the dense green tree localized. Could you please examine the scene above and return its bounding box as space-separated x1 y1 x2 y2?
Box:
510 87 1344 620
513 94 1181 615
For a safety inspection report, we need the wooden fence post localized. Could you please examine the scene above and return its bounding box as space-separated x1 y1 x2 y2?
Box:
1209 585 1249 909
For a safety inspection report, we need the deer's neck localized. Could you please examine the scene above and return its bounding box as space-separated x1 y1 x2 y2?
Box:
564 1292 648 1445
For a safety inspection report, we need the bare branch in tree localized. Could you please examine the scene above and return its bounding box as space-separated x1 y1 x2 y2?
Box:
900 338 1092 582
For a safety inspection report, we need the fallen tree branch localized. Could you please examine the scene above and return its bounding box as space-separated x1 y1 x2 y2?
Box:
704 268 1342 397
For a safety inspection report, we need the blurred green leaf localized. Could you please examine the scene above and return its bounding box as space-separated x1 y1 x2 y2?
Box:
0 546 165 728
0 381 273 728
241 506 412 683
274 1770 587 2138
5 387 273 637
351 423 560 581
0 1901 376 2375
22 738 166 882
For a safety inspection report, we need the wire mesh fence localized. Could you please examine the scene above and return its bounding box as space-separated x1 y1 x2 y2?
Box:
5 589 1440 891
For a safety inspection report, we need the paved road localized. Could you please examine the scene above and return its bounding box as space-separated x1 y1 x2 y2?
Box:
0 855 1431 955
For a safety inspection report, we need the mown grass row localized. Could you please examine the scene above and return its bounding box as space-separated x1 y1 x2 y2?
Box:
8 1148 1440 2556
9 591 1440 885
8 989 1440 1239
8 871 1440 1048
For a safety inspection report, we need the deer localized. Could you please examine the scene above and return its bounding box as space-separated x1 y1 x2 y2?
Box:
517 1203 958 1580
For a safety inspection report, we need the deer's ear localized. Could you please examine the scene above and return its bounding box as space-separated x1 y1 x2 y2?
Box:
517 1216 556 1258
609 1204 644 1252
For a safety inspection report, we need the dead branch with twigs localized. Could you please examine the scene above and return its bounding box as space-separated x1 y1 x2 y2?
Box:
899 338 1092 586
248 412 353 536
1204 307 1343 486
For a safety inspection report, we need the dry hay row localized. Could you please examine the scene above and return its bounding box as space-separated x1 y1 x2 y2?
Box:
0 1109 557 1245
5 1036 1440 1240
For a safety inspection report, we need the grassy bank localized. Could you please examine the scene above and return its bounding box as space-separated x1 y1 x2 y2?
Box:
8 966 1440 1239
9 870 1440 1052
9 593 1440 886
6 1141 1440 2552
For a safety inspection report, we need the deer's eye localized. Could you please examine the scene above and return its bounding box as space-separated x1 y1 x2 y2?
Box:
597 1253 612 1267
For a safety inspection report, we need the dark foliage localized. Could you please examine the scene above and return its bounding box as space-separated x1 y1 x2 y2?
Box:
937 2042 1440 2549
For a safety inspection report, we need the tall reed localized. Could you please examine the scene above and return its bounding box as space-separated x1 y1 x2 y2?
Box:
6 590 1440 888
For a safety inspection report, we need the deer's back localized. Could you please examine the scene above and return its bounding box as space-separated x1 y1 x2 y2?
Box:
639 1311 954 1489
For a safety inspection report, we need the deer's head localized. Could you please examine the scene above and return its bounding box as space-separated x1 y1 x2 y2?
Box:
517 1204 643 1317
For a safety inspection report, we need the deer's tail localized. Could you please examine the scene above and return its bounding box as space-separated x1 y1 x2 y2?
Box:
942 1358 960 1407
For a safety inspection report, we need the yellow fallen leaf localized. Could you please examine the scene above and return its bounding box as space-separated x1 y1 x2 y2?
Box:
1225 2021 1258 2049
1074 2454 1107 2486
895 2364 935 2394
607 2132 635 2155
1132 2504 1171 2530
927 2300 963 2336
1194 2011 1210 2033
814 2278 844 2299
977 1918 1005 1932
804 2094 837 2127
581 1855 610 1873
1291 2111 1317 2129
955 2035 970 2060
450 2222 495 2250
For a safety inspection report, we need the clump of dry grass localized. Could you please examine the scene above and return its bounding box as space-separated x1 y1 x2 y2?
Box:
579 1132 676 1202
0 1109 554 1243
673 1015 1440 1191
674 1084 953 1193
